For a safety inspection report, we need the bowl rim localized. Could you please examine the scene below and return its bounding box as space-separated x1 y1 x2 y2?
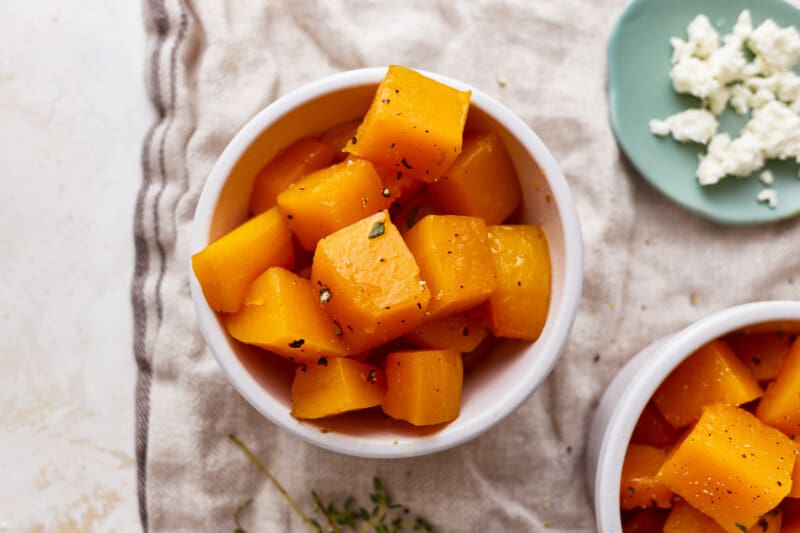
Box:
593 300 800 531
189 66 584 458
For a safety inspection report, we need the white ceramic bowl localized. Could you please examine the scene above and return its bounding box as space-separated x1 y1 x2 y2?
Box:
588 300 800 532
189 67 583 458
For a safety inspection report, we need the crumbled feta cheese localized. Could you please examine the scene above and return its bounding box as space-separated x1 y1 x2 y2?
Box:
709 35 748 84
744 101 800 160
706 86 730 116
756 188 778 209
759 170 774 185
748 19 800 70
649 109 718 144
687 15 719 58
649 119 671 136
728 84 753 115
651 10 800 197
732 10 753 40
697 133 765 185
670 37 696 64
671 57 720 98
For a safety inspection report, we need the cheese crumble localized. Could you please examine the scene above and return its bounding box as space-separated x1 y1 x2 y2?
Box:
650 10 800 208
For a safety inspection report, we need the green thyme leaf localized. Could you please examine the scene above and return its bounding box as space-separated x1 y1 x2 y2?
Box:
369 221 386 239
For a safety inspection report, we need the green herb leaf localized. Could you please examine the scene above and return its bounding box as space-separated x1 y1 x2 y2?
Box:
230 435 436 532
736 523 748 533
369 221 386 239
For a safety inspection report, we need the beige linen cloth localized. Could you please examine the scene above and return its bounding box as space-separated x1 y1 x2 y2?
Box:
134 0 800 531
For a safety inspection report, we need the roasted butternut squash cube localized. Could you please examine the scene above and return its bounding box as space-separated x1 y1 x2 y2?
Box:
406 312 489 353
726 332 794 382
404 215 496 320
757 337 800 438
345 154 420 204
382 349 463 426
664 502 781 533
430 132 521 225
191 207 295 313
485 225 551 341
653 340 763 429
658 404 795 533
249 137 334 214
291 357 386 419
630 402 681 448
277 159 391 251
224 267 347 362
620 444 674 510
345 65 471 183
663 501 725 533
311 211 430 354
320 119 362 163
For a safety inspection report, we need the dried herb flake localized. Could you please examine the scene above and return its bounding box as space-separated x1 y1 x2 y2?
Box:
288 339 305 348
319 288 332 304
369 221 386 239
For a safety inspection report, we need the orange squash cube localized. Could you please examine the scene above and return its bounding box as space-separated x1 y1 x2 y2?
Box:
663 502 781 533
191 207 295 313
630 402 681 448
249 137 334 215
320 119 362 163
485 225 551 341
726 332 793 382
620 444 674 510
653 340 763 428
622 509 668 533
382 349 463 426
757 337 800 438
311 211 430 354
404 215 496 320
658 404 795 533
224 267 347 362
277 159 391 251
662 501 725 533
291 357 386 419
345 65 470 183
345 154 420 205
430 132 521 225
406 312 490 353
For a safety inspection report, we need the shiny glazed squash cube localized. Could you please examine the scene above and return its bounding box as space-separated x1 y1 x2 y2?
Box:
619 444 674 510
277 158 390 251
653 339 763 428
249 137 334 215
406 312 489 353
403 215 496 320
658 404 795 533
345 65 470 183
430 132 521 225
757 336 800 438
224 267 347 362
311 211 430 354
191 207 295 313
484 225 551 341
291 357 386 419
381 349 463 426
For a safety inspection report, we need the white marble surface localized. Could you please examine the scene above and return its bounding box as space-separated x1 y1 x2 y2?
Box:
0 1 150 530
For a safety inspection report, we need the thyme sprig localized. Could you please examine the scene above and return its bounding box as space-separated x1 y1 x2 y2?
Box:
229 434 435 533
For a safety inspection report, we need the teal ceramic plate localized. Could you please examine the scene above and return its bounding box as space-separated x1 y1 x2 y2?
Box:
609 0 800 224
